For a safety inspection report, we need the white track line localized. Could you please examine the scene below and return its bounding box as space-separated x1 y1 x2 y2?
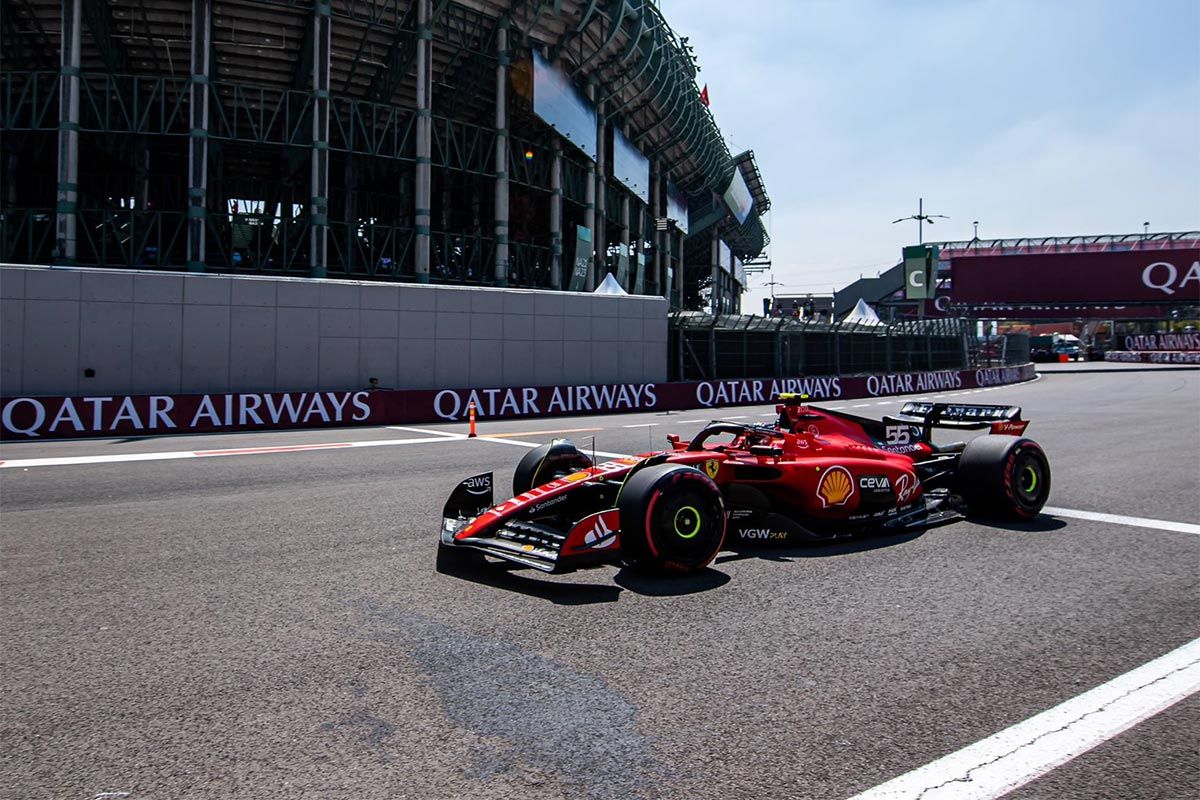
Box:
472 436 627 459
0 450 200 468
622 423 659 428
387 425 465 437
0 436 458 468
848 636 1200 800
1044 506 1200 536
0 431 632 469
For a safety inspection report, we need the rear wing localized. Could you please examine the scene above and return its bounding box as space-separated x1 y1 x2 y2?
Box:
886 402 1030 438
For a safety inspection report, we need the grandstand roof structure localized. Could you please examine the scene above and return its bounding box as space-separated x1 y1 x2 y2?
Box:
1 0 770 311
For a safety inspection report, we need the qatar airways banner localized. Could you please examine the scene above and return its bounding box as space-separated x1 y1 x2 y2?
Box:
0 365 1035 440
1120 332 1200 351
951 248 1200 305
1105 351 1200 364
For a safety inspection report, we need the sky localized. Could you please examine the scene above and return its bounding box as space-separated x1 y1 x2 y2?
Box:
661 0 1200 313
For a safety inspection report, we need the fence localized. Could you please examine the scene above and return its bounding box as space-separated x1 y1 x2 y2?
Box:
669 312 976 381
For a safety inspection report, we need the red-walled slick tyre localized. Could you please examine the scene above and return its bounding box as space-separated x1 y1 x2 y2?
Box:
956 435 1051 520
618 464 726 575
512 439 594 496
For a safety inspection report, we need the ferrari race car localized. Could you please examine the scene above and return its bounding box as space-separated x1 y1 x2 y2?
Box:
438 394 1051 577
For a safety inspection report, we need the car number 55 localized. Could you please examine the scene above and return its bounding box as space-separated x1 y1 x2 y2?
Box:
885 425 912 445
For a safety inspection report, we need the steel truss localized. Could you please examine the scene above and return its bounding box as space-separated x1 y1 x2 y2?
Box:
0 0 764 302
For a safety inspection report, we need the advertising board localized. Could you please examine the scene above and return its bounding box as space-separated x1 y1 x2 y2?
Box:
666 181 689 234
531 49 597 162
611 127 650 204
2 366 1037 440
721 169 754 225
951 249 1200 305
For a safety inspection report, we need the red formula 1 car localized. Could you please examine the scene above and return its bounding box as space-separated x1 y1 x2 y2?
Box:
437 394 1051 576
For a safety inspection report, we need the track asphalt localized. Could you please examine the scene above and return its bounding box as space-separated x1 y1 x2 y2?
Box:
2 370 1197 799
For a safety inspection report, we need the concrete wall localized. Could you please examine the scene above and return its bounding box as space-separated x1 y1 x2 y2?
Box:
0 265 669 397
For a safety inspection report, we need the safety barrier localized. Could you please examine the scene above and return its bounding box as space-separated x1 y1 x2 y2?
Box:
1 365 1036 441
1104 351 1200 365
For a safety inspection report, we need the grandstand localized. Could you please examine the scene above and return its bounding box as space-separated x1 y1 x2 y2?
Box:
1 0 769 311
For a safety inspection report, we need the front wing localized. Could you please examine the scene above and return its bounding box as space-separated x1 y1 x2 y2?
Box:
441 473 623 573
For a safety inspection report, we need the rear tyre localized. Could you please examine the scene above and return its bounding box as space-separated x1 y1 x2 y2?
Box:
956 435 1051 519
618 464 726 575
512 439 594 496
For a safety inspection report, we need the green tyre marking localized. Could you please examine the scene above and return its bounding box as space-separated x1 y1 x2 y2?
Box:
673 505 701 539
1023 464 1038 493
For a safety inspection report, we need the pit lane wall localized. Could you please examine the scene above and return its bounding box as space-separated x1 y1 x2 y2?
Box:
0 365 1036 440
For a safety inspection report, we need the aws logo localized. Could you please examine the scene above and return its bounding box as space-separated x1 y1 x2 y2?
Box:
817 466 855 508
463 475 492 495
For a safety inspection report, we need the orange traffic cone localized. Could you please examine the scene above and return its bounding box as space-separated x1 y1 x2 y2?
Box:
467 400 478 438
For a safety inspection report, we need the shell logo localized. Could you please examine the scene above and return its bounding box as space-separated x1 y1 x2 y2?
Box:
817 466 855 508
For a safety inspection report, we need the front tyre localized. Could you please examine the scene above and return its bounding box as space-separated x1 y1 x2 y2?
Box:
512 439 594 495
618 464 726 575
956 435 1051 519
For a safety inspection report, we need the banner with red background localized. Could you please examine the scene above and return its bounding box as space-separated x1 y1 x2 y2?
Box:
951 248 1199 305
1 365 1036 441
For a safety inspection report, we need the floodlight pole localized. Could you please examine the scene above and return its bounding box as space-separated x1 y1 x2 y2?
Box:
893 197 946 245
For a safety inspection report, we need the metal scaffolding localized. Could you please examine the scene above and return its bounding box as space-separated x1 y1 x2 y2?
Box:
1 0 770 307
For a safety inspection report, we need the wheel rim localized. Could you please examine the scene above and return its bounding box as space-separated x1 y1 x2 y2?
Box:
1020 465 1039 494
1012 449 1048 510
673 506 702 539
648 486 723 566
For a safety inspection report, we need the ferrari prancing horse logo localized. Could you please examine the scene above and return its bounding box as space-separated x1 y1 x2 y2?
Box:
704 460 720 479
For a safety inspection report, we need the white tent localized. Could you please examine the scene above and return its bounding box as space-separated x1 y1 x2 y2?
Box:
592 273 629 295
843 298 883 326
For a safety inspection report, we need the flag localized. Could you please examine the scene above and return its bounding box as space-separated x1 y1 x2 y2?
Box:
699 84 710 107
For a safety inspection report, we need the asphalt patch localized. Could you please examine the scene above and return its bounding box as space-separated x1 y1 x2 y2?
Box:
360 604 660 800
